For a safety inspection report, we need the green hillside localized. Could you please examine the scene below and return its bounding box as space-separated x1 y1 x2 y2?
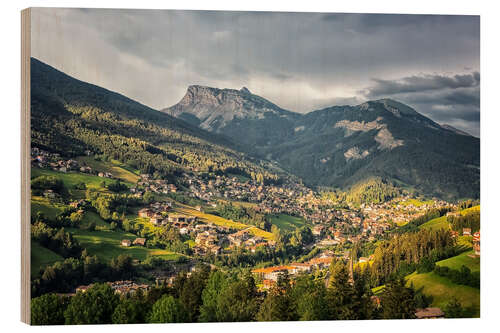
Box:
420 215 449 231
31 240 64 277
269 214 308 231
406 271 480 317
67 228 183 262
436 250 480 272
30 58 282 185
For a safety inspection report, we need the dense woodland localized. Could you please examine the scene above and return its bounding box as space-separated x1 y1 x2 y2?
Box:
32 259 434 325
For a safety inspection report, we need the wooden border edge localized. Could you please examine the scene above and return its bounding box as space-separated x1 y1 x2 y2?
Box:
21 7 31 325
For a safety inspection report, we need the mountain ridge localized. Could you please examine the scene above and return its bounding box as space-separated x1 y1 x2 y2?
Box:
29 58 285 184
163 84 480 200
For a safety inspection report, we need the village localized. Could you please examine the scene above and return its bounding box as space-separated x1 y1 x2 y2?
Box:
31 147 464 298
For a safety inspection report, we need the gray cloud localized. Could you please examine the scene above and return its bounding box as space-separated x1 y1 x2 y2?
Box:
30 8 479 136
362 72 480 97
360 72 480 136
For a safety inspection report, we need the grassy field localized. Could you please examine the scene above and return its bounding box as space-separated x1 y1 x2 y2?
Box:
457 235 473 250
419 205 480 232
68 228 183 262
460 205 480 215
31 240 63 276
229 200 258 209
75 157 140 183
398 199 434 207
372 285 385 295
172 204 274 240
406 271 480 317
419 215 449 231
81 211 110 229
436 250 480 272
31 196 66 219
269 213 307 231
32 167 111 190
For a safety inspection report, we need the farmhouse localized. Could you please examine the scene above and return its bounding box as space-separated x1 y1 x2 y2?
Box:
309 257 334 269
463 228 472 236
133 238 146 246
75 285 92 293
121 239 131 247
138 208 154 218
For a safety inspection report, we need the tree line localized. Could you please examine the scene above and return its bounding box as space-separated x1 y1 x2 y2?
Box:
31 259 431 325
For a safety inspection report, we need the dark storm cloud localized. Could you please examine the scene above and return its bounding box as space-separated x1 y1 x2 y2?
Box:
361 72 480 136
31 8 479 136
362 72 480 97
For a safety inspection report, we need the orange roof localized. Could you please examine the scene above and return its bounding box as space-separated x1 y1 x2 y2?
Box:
252 265 296 274
290 262 312 267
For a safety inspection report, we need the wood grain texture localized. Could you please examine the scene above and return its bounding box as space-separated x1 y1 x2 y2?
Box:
21 7 31 325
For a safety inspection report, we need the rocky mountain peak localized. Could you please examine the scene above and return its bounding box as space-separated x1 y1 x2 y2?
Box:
240 86 251 94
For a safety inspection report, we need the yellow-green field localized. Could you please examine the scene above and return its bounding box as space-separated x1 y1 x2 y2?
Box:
397 199 434 207
68 228 184 262
419 215 449 231
460 205 480 215
419 205 480 231
406 271 480 317
32 167 115 190
269 213 307 231
31 196 66 219
173 204 274 240
75 157 140 183
436 250 480 272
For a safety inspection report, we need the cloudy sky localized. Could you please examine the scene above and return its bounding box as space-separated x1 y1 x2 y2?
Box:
31 8 480 136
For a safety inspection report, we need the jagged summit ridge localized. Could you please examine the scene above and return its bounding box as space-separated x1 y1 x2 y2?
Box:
163 85 295 132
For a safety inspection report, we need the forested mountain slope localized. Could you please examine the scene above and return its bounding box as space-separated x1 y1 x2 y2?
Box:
165 86 480 199
30 58 282 183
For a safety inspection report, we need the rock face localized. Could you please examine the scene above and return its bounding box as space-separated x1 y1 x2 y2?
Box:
163 86 480 199
164 85 296 132
162 85 300 146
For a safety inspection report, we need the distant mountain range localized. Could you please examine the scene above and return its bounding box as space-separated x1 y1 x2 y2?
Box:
30 58 479 200
163 85 480 199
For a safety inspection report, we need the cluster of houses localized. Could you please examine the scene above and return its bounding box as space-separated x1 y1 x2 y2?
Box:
121 238 146 247
193 226 273 256
130 174 177 196
135 200 276 256
361 197 452 226
252 251 339 289
31 148 115 177
75 280 150 295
